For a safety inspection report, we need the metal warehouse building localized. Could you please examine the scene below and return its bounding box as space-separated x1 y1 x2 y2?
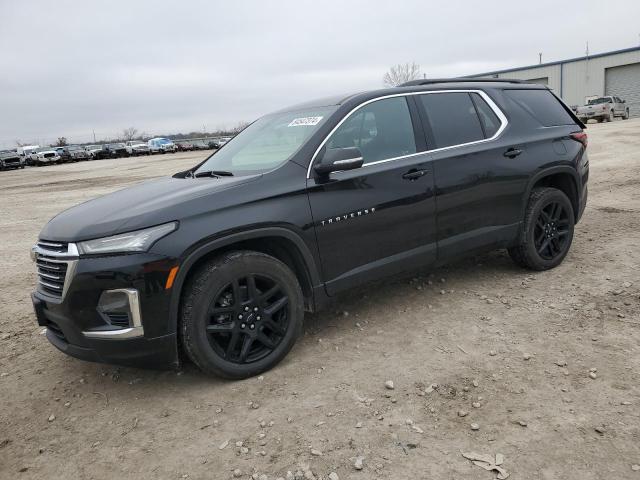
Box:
469 46 640 117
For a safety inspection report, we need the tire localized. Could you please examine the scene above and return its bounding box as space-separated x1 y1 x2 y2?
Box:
181 251 304 378
623 109 629 120
508 187 575 271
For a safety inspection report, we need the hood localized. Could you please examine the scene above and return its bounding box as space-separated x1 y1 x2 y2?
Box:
40 174 260 242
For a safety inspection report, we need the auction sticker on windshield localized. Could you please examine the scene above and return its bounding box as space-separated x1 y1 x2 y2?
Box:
288 116 323 127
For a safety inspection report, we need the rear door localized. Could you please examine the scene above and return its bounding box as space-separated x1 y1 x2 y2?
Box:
307 95 438 295
415 90 527 259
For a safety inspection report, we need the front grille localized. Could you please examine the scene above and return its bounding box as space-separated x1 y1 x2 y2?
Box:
44 153 55 158
34 241 78 300
37 240 69 254
3 157 19 165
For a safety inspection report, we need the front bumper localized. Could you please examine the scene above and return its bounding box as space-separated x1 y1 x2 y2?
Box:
32 250 180 369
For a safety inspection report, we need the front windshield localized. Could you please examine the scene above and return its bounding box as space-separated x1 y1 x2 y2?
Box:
194 106 336 176
158 138 172 145
588 97 611 105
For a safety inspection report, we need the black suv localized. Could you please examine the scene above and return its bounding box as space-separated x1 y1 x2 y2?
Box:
94 143 128 159
31 80 588 378
0 149 24 170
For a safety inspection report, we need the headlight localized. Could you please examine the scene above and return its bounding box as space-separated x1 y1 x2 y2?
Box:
77 222 177 255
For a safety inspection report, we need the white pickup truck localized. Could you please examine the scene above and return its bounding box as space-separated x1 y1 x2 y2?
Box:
575 96 629 123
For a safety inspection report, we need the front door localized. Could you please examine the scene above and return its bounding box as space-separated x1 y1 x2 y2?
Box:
307 96 437 295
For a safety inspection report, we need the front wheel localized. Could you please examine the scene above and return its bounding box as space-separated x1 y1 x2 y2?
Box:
181 251 304 378
508 187 575 271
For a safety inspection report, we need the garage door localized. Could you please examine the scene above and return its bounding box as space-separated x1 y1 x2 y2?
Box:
524 77 548 85
605 63 640 118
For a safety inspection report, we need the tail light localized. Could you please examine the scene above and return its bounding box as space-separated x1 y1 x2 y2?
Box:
571 131 588 148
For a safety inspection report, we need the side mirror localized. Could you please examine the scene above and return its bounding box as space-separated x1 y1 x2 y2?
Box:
314 147 363 175
622 99 626 103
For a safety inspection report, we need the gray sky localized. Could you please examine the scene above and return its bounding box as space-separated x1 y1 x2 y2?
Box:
2 0 639 148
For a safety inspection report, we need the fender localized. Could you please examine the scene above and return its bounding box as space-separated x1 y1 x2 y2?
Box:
167 226 322 334
521 165 581 218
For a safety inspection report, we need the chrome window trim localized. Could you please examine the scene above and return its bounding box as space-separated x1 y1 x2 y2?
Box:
306 89 508 178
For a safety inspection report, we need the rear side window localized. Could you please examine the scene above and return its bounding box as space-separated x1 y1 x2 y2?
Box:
471 93 501 138
327 97 416 164
505 89 576 126
419 92 484 148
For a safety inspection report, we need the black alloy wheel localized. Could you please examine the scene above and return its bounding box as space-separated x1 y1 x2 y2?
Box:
508 187 575 271
181 251 304 378
533 200 571 260
207 274 289 364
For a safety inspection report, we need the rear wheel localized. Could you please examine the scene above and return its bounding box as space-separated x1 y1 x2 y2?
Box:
181 251 304 378
623 109 630 120
508 187 575 271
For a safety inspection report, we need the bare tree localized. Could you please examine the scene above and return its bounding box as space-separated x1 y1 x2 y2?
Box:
56 137 68 147
383 62 422 87
122 127 138 142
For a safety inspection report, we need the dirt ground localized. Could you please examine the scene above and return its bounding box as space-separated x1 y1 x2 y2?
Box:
1 121 639 480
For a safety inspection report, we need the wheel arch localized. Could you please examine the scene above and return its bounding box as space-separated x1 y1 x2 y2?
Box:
523 167 581 222
168 227 322 335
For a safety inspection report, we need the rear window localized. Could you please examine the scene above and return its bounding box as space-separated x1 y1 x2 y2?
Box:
505 89 576 126
419 92 484 148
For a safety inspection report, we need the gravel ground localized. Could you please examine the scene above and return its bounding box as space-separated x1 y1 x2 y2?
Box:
1 121 639 480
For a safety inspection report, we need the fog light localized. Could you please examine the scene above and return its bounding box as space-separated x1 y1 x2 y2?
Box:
83 288 144 339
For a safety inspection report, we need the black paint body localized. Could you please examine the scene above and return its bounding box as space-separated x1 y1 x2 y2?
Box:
33 82 589 368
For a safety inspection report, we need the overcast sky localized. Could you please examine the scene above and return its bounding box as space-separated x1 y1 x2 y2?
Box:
2 0 639 148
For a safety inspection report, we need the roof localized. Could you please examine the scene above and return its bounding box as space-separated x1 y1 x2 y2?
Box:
466 45 640 78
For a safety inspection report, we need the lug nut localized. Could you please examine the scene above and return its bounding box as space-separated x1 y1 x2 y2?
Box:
250 324 255 330
238 314 243 319
244 306 250 312
241 323 246 329
254 307 259 312
256 316 261 321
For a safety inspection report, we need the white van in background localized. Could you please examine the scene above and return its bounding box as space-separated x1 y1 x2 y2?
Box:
17 145 40 163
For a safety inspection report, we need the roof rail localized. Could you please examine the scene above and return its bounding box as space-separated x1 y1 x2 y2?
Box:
398 78 526 87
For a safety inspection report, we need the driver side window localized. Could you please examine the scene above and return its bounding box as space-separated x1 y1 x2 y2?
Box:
326 97 416 164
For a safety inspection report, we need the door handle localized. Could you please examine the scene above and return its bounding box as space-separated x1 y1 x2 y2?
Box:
504 147 523 158
402 169 429 180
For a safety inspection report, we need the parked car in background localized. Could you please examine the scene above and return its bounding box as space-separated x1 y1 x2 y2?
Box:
208 137 230 149
176 141 194 152
191 140 210 150
67 145 90 161
84 145 102 159
0 149 25 170
55 146 75 163
95 143 128 159
148 137 177 154
576 96 629 123
125 141 150 156
30 147 60 166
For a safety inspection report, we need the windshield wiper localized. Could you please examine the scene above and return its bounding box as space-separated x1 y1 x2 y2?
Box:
193 170 234 178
